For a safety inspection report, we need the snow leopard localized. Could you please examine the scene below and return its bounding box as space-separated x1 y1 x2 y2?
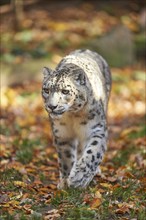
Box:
42 49 112 188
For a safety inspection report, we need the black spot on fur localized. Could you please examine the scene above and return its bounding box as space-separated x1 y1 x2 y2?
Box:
58 141 68 146
94 162 99 166
91 155 95 162
63 164 68 170
88 113 96 120
97 123 103 128
58 152 62 159
80 121 87 125
64 150 72 158
87 149 92 154
96 110 101 115
95 135 102 139
92 124 99 129
92 99 96 105
97 153 101 159
71 144 76 149
101 145 106 152
101 133 105 137
92 135 99 138
90 165 94 172
92 140 98 145
79 94 86 101
83 168 87 172
63 171 67 176
86 163 90 168
60 122 66 126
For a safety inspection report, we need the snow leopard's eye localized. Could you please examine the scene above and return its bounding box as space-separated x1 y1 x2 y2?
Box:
44 88 50 94
62 89 69 95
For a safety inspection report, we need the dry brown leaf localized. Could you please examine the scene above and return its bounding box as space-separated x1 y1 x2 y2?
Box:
115 205 130 214
45 209 60 220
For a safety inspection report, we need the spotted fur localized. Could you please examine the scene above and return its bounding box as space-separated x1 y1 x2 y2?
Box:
42 49 112 188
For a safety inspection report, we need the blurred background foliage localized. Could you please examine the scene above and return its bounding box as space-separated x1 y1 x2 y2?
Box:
0 0 145 86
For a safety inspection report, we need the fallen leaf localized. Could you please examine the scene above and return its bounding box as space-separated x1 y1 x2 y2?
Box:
13 181 27 188
115 204 130 214
45 209 60 220
90 198 102 209
100 183 112 188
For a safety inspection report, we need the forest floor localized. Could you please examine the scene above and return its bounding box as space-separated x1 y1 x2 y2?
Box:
1 67 145 220
0 1 146 219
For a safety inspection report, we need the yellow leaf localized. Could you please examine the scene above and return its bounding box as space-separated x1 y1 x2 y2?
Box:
13 181 27 187
90 198 102 209
100 183 112 188
95 191 102 199
2 203 10 208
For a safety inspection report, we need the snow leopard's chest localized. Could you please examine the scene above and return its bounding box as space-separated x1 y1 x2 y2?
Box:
51 100 104 143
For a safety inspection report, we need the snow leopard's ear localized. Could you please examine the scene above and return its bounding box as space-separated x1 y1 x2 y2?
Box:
43 67 52 78
73 69 86 85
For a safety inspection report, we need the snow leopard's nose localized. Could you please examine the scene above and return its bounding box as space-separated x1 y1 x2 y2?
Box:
48 104 57 111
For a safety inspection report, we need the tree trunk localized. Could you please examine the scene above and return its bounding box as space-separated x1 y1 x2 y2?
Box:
11 0 24 31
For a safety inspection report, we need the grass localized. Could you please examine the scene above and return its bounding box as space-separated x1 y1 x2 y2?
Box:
49 174 146 220
128 124 146 139
1 122 145 220
111 146 137 167
63 207 97 220
16 138 41 164
51 188 85 207
1 213 43 220
0 168 22 191
51 188 97 220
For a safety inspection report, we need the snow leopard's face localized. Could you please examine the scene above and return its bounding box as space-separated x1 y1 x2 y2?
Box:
42 64 88 118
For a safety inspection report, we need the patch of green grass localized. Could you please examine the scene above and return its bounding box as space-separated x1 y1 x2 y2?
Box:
0 123 11 136
112 180 138 202
128 203 146 220
128 124 146 139
136 207 146 220
0 168 22 191
63 207 97 220
98 202 117 220
0 212 43 220
112 146 137 167
112 123 145 168
0 168 22 182
16 138 40 164
19 91 39 99
51 188 84 207
51 188 98 220
16 147 33 164
112 73 129 83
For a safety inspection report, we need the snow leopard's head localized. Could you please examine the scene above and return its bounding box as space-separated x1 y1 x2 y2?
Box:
42 63 88 118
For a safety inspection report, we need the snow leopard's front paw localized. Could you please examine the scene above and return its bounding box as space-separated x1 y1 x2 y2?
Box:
67 168 95 188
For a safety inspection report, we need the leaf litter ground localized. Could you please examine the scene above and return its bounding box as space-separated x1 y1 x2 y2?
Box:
0 67 145 220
